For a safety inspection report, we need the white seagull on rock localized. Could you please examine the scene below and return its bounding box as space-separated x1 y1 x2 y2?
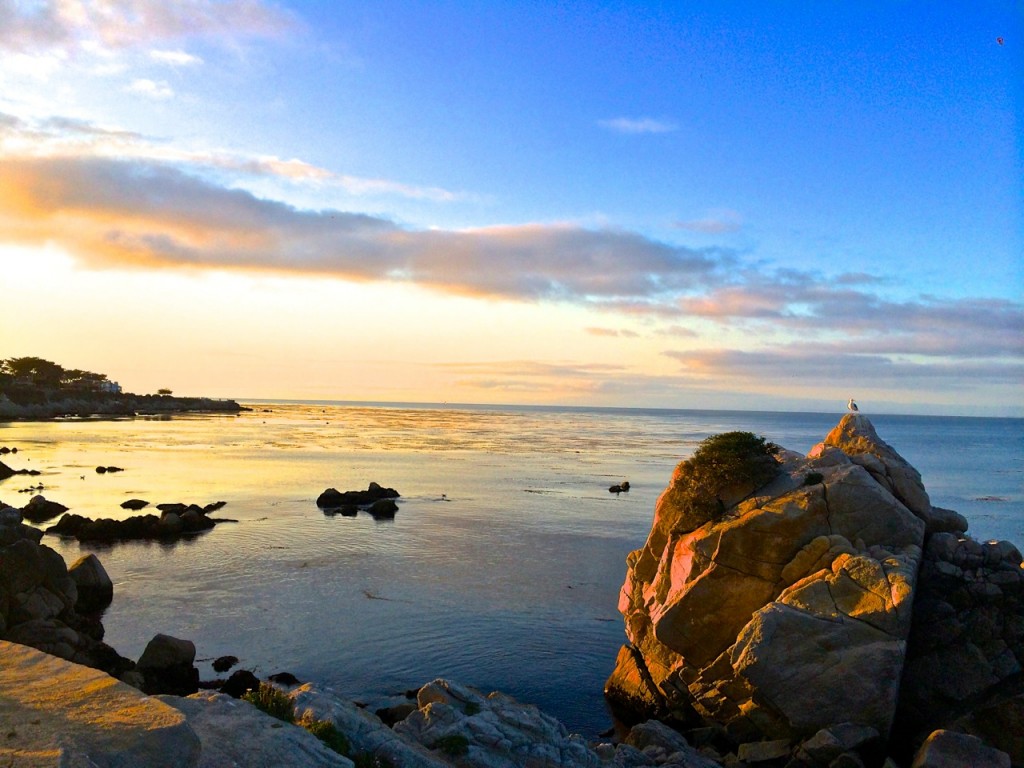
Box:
847 398 859 412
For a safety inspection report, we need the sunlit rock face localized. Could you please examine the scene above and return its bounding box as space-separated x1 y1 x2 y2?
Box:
609 414 929 742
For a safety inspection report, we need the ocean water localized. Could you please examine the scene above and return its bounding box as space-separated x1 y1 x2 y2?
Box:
0 403 1021 735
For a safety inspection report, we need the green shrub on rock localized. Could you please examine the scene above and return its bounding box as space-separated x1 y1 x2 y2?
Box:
242 682 383 763
662 431 780 533
242 683 295 723
300 716 351 756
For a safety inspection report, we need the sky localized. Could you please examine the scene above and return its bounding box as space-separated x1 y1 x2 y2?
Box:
0 1 1021 416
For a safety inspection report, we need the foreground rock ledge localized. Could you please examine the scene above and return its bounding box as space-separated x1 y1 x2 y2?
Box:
0 639 200 767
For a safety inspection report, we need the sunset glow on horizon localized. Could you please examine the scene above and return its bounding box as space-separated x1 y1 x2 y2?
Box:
1 2 1021 415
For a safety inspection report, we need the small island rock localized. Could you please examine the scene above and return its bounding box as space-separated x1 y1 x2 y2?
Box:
21 494 69 524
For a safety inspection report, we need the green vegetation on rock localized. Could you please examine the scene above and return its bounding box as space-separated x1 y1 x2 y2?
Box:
299 716 351 756
664 431 780 532
243 683 295 723
242 682 388 764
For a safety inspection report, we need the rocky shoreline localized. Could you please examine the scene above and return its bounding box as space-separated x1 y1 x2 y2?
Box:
0 392 244 420
1 415 1021 767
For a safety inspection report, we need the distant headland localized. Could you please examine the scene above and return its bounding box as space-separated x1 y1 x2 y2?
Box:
0 357 243 420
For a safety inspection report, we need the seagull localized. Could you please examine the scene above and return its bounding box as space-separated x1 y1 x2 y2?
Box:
847 398 859 412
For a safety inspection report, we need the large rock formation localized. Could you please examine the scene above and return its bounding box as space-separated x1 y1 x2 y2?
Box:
609 415 928 743
607 413 1024 764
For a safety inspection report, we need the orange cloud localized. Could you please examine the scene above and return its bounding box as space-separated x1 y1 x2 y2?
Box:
0 155 724 304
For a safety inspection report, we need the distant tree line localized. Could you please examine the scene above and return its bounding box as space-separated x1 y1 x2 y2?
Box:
0 357 110 391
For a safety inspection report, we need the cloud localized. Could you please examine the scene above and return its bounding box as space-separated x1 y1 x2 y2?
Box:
676 281 1024 358
654 325 699 338
149 48 203 66
599 117 678 134
0 0 295 53
127 78 174 99
585 327 640 338
663 347 1024 390
0 111 461 202
0 126 1018 389
437 360 636 397
674 210 743 234
0 155 727 303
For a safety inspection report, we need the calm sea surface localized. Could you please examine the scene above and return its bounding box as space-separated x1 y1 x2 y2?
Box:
1 403 1021 735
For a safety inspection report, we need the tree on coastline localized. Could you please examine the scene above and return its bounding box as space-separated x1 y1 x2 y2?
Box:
0 357 108 393
1 357 66 387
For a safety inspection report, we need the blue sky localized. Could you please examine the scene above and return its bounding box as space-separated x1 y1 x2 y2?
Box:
0 1 1021 414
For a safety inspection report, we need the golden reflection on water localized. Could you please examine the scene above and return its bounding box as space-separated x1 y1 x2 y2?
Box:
2 403 1018 735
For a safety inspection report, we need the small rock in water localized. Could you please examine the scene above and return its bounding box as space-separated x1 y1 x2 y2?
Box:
121 499 149 511
212 655 239 673
268 671 302 687
22 494 69 524
220 669 260 699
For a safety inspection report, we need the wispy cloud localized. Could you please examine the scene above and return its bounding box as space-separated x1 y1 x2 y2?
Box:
585 327 640 338
599 117 678 134
0 111 462 202
437 360 633 397
127 78 174 99
149 48 203 66
676 282 1024 358
674 209 743 234
0 0 295 54
664 347 1024 390
654 325 699 338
